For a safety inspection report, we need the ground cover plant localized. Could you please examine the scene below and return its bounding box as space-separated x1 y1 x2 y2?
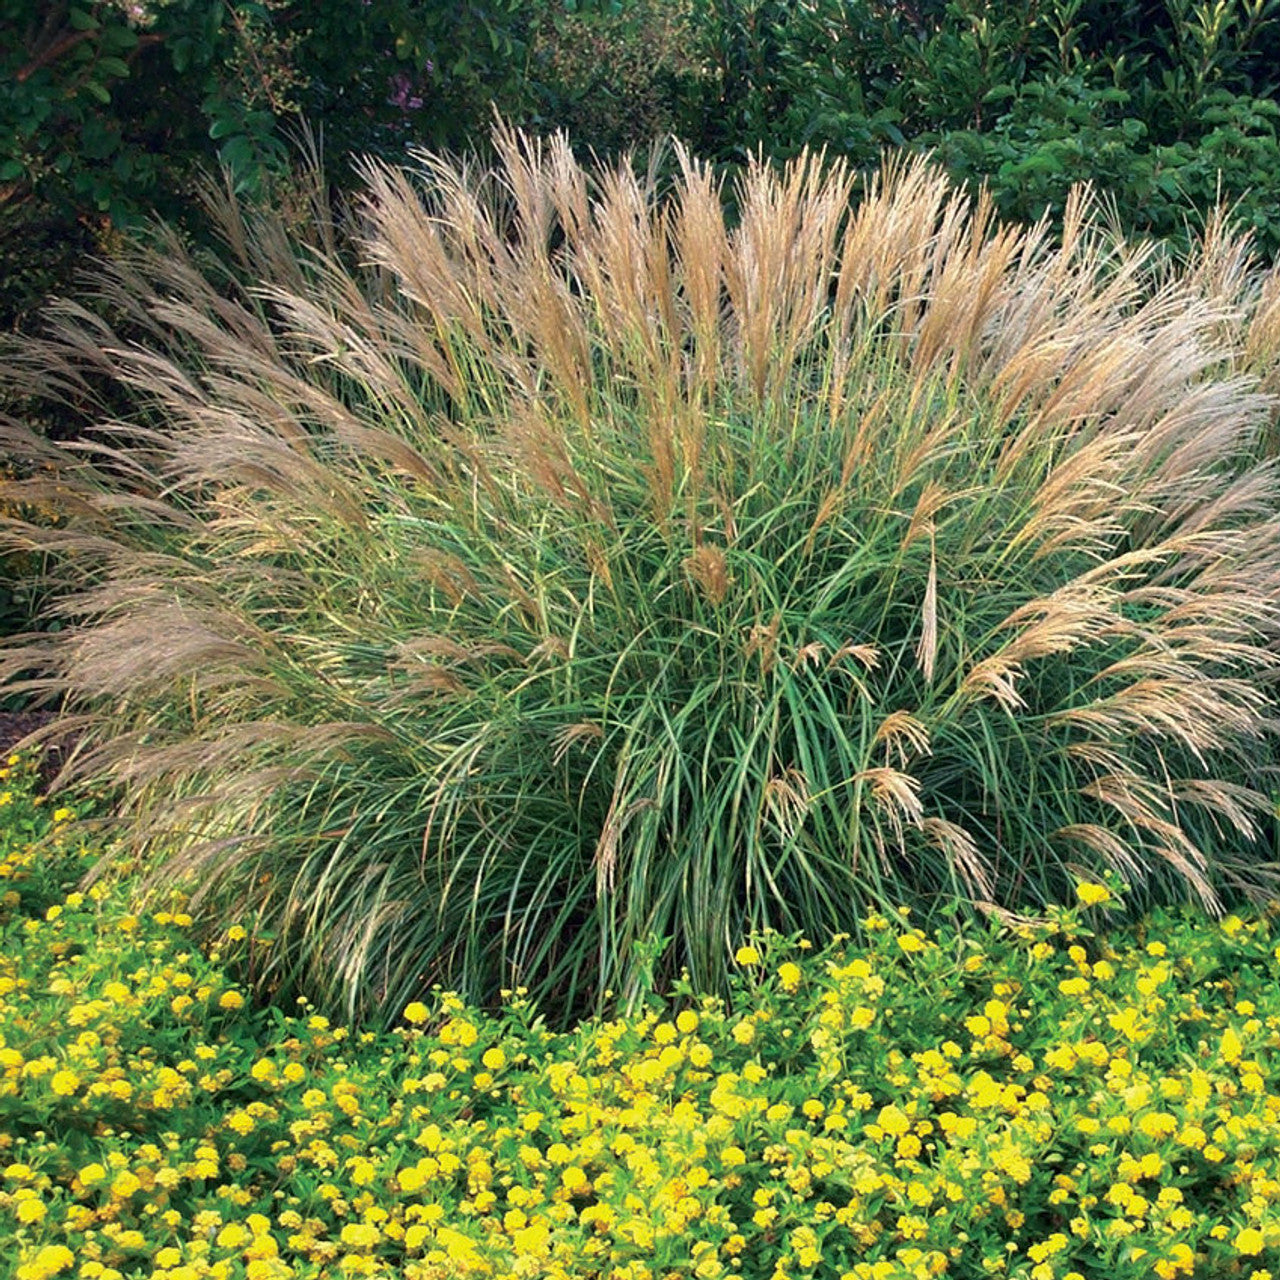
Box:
4 754 1280 1279
5 131 1280 1025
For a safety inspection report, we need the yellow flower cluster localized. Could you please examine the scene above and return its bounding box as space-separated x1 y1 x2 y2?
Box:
0 754 93 921
2 758 1280 1280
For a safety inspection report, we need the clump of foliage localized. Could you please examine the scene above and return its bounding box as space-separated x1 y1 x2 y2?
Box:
678 0 1280 255
8 0 1280 346
528 0 700 157
4 133 1280 1025
0 0 539 229
10 0 1280 278
3 755 1280 1278
0 0 597 333
3 2 301 251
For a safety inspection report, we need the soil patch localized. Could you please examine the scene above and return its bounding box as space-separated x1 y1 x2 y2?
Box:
0 709 70 788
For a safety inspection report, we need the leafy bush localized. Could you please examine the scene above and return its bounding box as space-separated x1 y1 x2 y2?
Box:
930 77 1280 253
0 0 603 333
0 0 558 228
4 767 1280 1279
527 0 700 158
4 135 1280 1025
2 1 297 233
674 0 914 165
676 0 1280 257
10 0 1280 366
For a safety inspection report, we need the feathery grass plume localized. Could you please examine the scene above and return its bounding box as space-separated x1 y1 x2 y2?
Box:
1177 207 1280 460
4 131 1280 1025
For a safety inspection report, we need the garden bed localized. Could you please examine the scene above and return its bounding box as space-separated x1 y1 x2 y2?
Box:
2 752 1279 1280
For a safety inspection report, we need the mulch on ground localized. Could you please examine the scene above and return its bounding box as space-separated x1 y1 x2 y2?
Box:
0 708 68 788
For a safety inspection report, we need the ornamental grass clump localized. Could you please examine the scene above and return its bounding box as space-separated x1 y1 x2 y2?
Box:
3 129 1280 1023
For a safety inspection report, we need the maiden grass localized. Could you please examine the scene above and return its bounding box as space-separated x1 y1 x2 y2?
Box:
5 133 1280 1023
3 758 1280 1280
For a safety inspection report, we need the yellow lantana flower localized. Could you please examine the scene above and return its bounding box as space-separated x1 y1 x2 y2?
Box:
49 1069 79 1096
1075 881 1111 906
15 1245 75 1280
1235 1227 1266 1256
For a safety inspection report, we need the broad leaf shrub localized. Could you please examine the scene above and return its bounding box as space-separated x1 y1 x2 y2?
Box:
930 78 1280 250
0 0 694 345
5 766 1280 1279
5 135 1280 1024
676 0 1280 258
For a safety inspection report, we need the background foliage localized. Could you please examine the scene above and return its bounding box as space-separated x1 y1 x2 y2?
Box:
7 1 1280 327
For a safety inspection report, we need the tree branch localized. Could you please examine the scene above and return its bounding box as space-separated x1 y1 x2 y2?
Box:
15 28 93 83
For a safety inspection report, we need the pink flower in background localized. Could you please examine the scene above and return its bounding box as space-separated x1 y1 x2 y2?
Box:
387 67 430 113
113 0 157 25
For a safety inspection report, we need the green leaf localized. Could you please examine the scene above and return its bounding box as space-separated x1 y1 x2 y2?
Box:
0 160 23 181
208 114 241 140
242 110 276 135
218 134 257 173
99 24 139 54
67 7 99 31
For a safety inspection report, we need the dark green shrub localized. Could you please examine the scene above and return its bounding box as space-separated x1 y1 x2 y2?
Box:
0 0 570 329
8 0 1280 353
928 73 1153 228
676 0 1280 257
676 0 913 164
527 0 701 157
